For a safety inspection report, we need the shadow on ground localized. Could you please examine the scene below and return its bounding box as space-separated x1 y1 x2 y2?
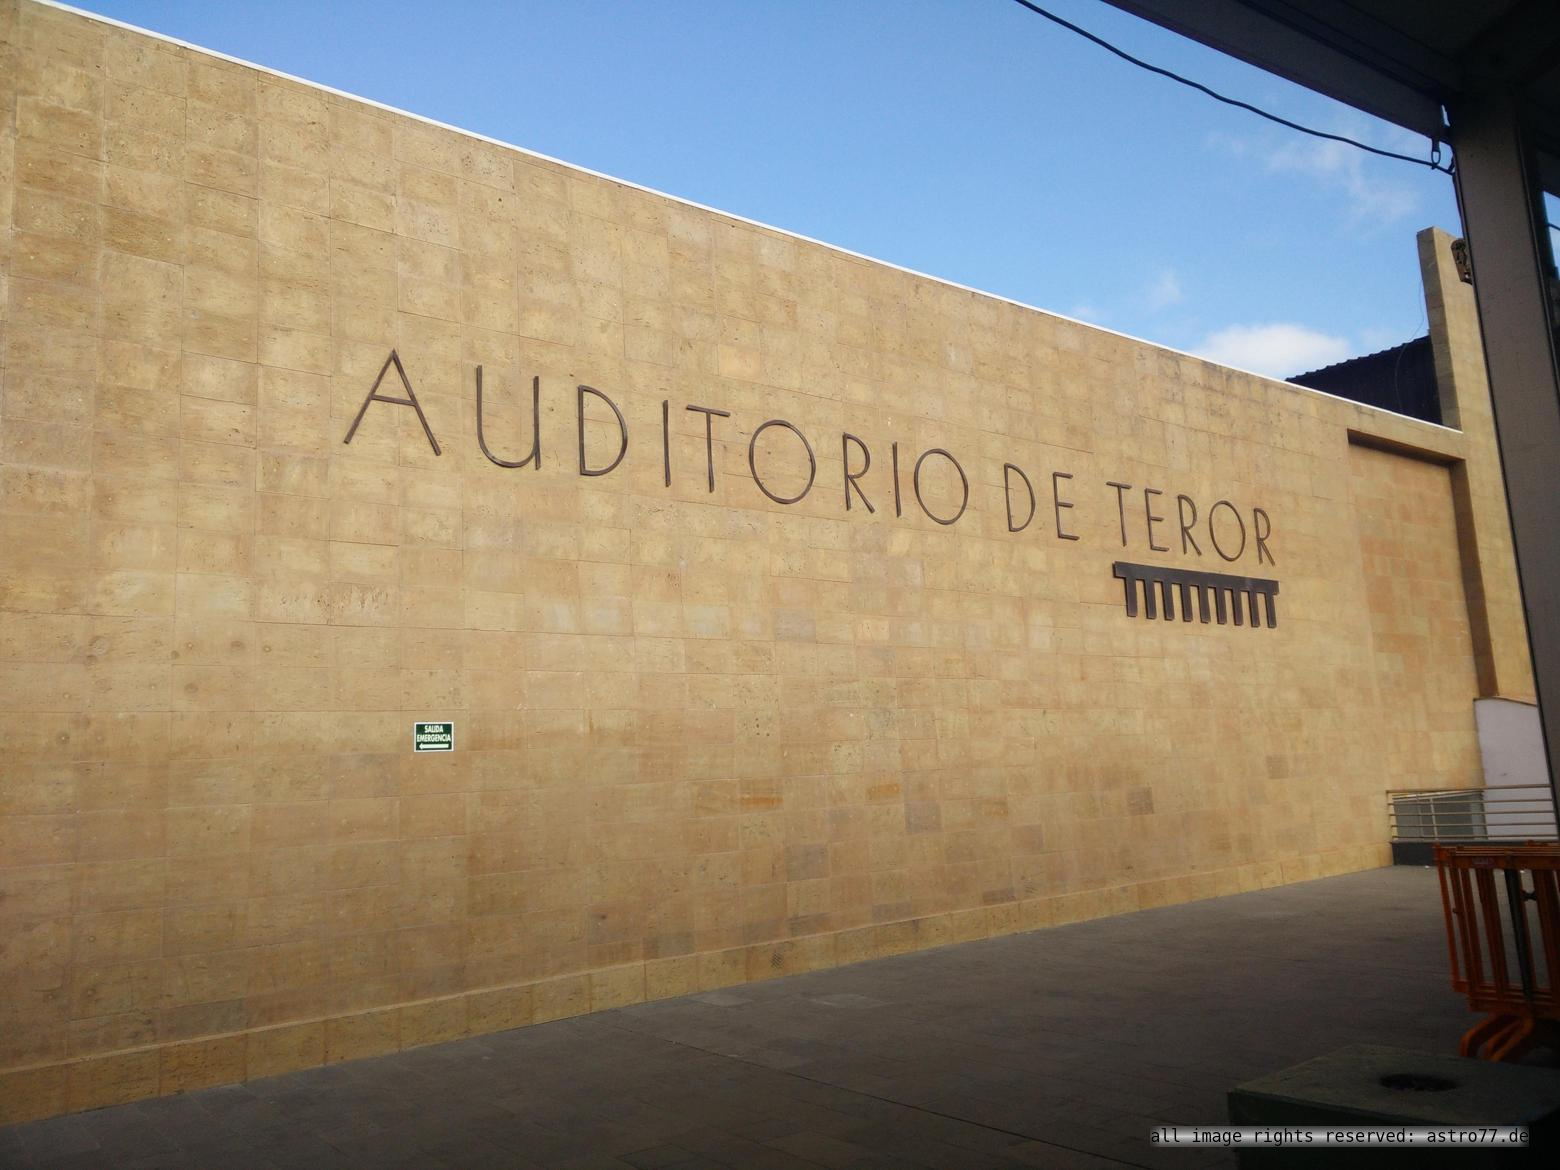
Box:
0 867 1494 1169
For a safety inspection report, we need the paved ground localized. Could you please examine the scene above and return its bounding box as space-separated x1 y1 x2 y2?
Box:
0 867 1498 1169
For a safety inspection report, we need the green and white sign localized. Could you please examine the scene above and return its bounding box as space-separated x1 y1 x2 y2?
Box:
413 722 454 752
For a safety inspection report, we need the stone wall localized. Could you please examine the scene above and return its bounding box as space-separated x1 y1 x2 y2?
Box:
0 0 1526 1120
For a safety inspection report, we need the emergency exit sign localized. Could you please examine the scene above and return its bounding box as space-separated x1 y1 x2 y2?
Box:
413 722 454 752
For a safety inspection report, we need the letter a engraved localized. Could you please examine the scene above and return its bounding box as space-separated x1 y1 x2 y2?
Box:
343 350 442 455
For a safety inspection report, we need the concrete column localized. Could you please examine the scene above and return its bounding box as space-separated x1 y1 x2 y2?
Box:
1418 227 1536 702
1450 90 1560 809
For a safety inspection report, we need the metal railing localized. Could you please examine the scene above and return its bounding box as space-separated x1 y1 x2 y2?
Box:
1436 843 1560 1060
1388 785 1558 843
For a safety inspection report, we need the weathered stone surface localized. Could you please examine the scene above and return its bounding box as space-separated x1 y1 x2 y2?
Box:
0 0 1532 1119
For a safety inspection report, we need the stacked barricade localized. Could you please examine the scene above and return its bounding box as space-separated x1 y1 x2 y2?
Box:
1435 843 1560 1060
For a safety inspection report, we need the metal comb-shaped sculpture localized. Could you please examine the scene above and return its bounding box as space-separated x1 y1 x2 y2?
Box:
1112 562 1279 628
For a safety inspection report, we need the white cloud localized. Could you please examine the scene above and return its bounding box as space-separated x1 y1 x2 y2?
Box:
1066 302 1104 323
1193 323 1352 379
1264 137 1417 227
1144 269 1183 311
1207 128 1420 229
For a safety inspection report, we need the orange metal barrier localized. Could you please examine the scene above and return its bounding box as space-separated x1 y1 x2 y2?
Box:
1435 843 1560 1061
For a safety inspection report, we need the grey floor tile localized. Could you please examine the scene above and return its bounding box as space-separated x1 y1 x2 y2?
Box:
12 1118 99 1165
3 869 1530 1170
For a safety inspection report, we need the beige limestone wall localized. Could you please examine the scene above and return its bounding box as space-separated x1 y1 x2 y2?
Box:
0 0 1522 1121
1347 444 1482 783
1417 227 1536 702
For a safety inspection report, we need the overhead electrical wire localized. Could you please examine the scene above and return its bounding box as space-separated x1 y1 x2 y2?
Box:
1008 0 1453 175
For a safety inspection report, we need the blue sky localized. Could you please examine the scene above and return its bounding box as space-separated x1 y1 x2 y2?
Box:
68 0 1469 379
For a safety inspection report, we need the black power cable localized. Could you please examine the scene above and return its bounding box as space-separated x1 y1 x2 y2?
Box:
1008 0 1453 174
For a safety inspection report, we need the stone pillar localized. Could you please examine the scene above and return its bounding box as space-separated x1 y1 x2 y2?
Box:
1417 226 1536 702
